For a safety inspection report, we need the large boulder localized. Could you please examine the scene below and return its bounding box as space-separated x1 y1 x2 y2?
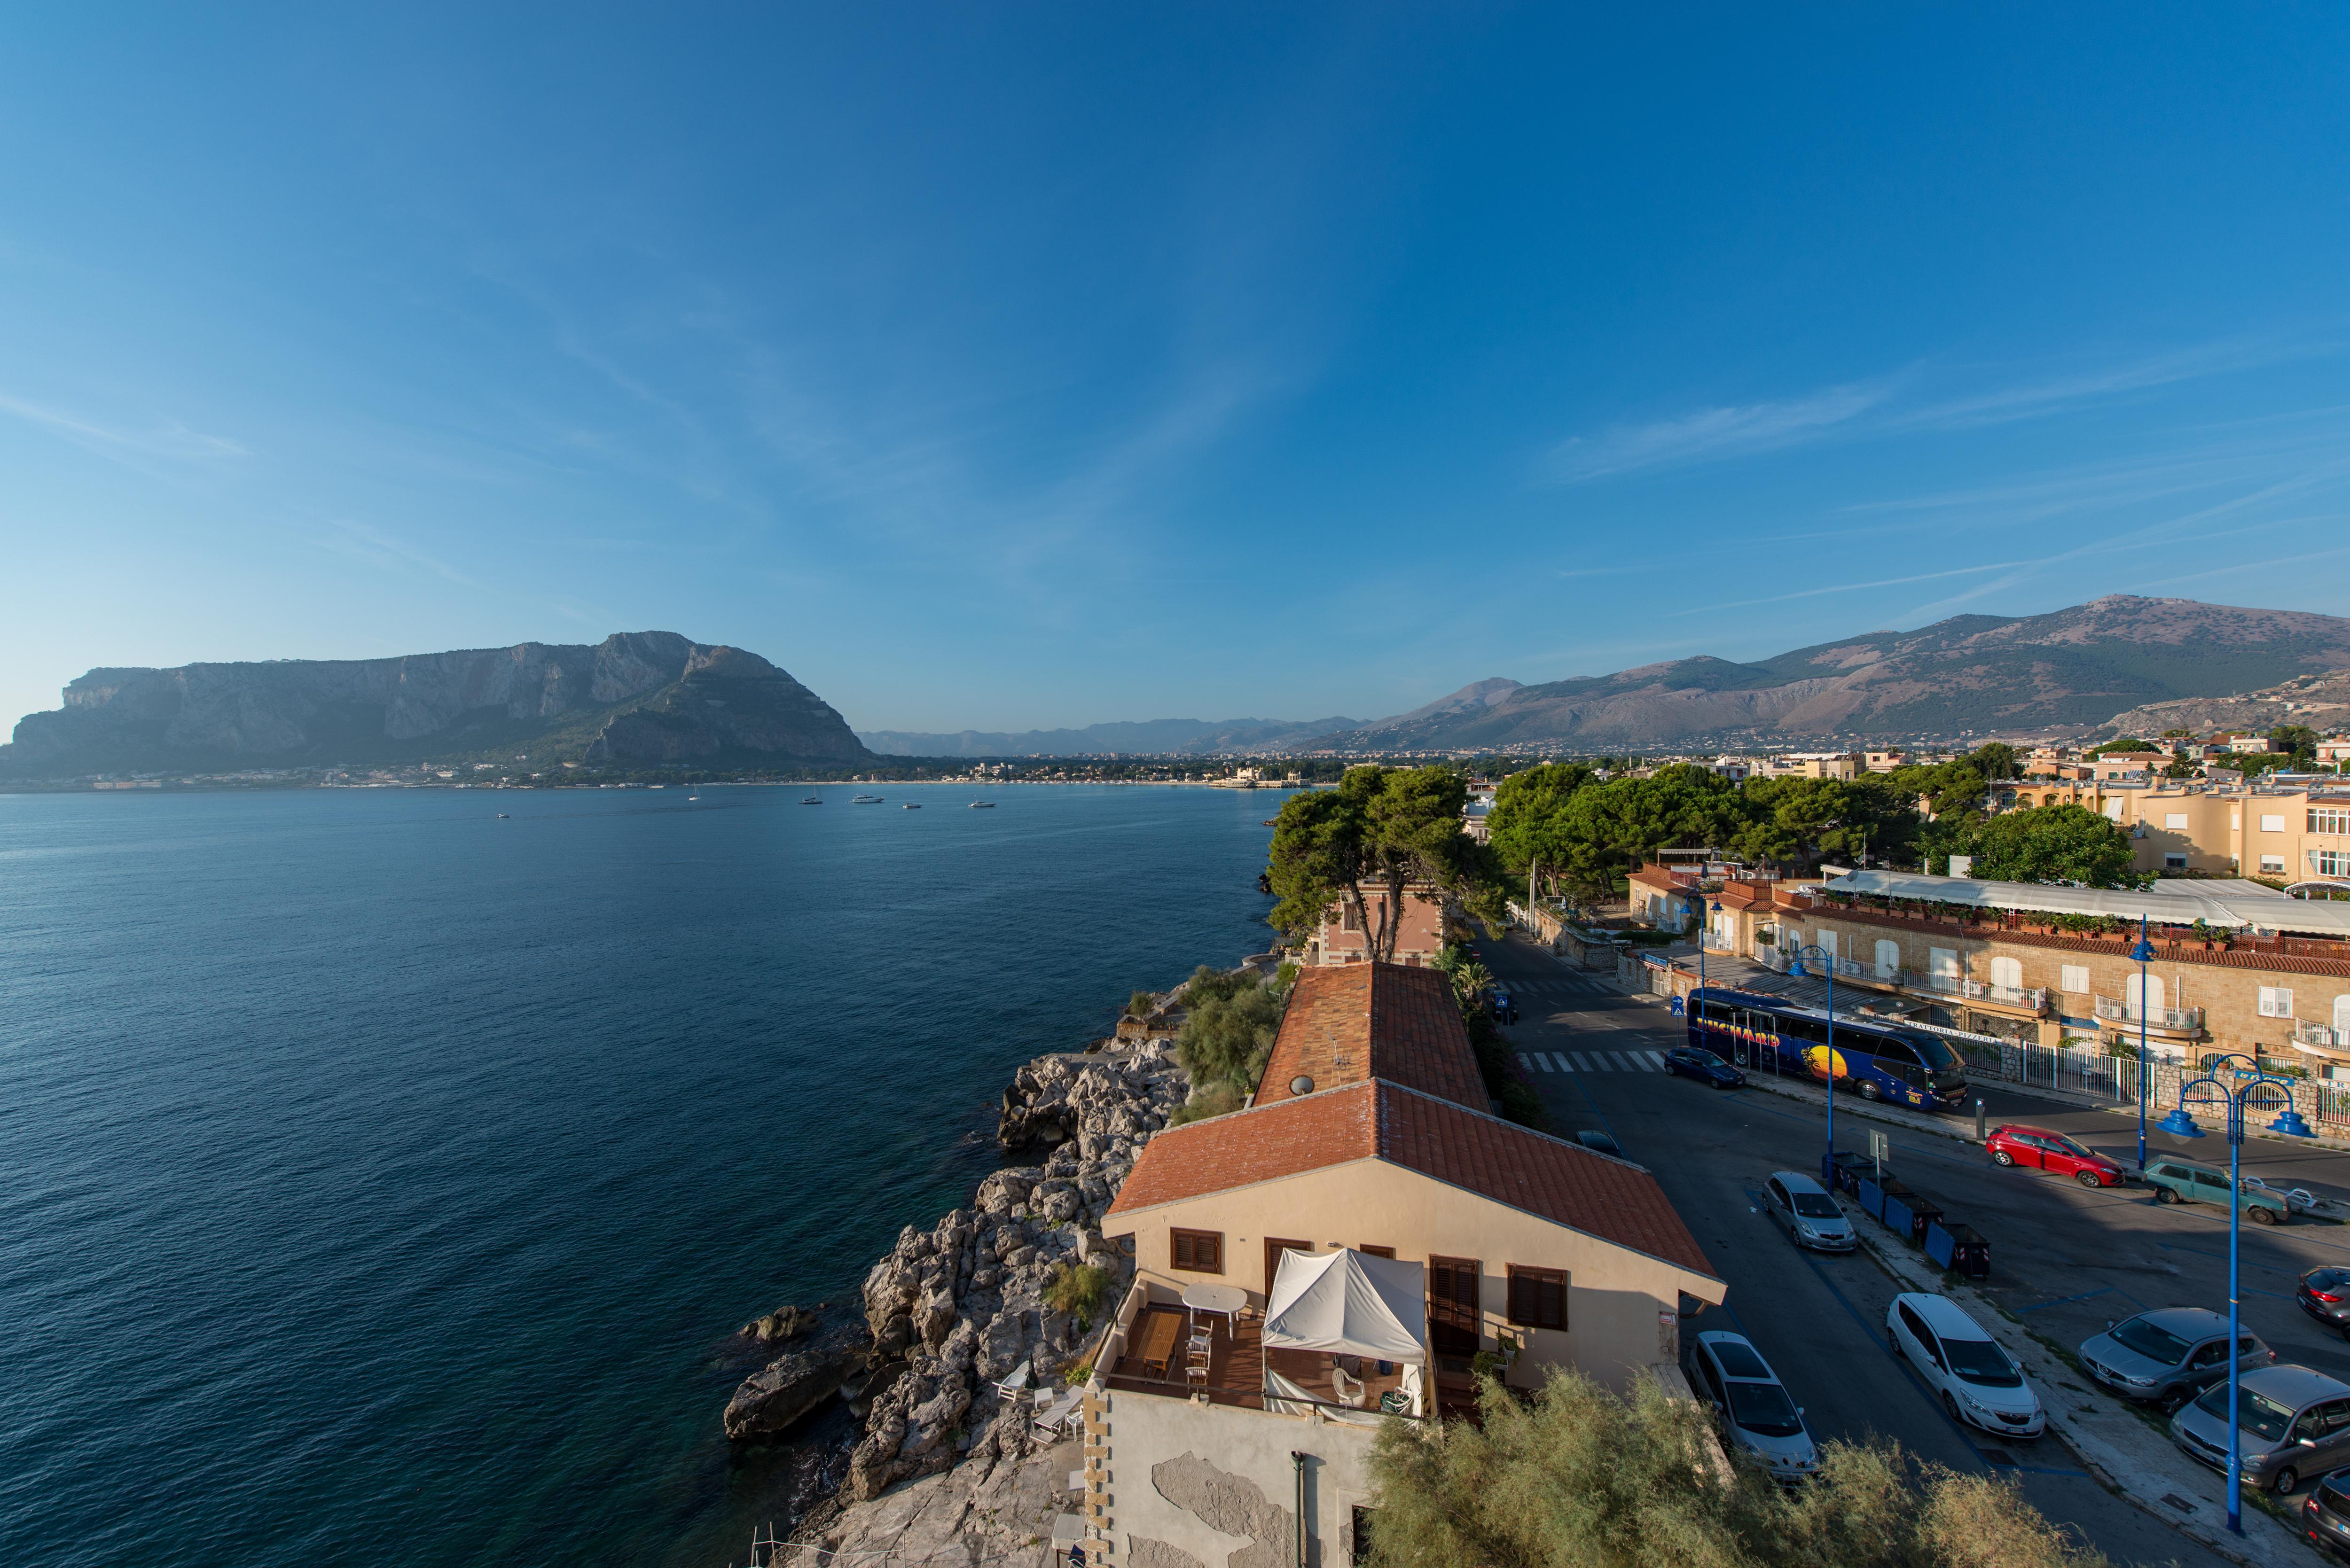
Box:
723 1317 874 1442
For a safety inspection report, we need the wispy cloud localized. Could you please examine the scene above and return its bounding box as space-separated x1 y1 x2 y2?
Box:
1541 381 1892 483
1536 331 2348 486
1668 562 2031 617
319 519 482 589
0 391 247 463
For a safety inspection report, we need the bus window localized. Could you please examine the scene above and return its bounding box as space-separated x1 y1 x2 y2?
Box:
1778 1014 1827 1045
1902 1032 1960 1072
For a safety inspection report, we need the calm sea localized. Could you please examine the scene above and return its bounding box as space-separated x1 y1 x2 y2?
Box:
0 783 1277 1568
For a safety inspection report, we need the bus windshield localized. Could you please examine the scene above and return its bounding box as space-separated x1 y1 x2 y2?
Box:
1902 1032 1960 1071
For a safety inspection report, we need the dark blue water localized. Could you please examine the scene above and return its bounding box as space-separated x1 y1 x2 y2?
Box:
0 783 1276 1568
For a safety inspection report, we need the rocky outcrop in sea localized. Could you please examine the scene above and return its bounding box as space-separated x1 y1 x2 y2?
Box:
722 1032 1193 1535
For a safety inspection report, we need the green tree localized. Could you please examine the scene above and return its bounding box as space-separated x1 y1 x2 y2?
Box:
1955 804 2143 888
1265 766 1505 961
1964 741 2020 781
1367 1369 2109 1568
1737 776 1921 869
1173 970 1287 1095
2274 724 2320 769
1486 762 1596 885
2089 736 2153 757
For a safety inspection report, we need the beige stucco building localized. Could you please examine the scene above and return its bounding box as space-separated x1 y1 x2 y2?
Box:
1075 963 1721 1568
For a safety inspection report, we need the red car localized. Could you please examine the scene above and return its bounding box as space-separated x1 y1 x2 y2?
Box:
1987 1124 2127 1188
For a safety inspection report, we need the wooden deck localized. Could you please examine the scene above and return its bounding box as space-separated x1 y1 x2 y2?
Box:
1104 1306 1415 1413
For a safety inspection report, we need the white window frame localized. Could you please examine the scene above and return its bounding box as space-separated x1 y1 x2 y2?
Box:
2261 855 2287 874
1873 939 1901 979
2060 964 2090 995
2164 813 2189 830
2260 814 2287 834
2260 987 2294 1019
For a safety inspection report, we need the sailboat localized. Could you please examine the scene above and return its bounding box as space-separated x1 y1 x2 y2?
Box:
969 800 995 808
799 795 822 804
850 794 883 804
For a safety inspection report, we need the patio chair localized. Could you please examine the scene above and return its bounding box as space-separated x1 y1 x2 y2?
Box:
992 1359 1033 1404
1330 1364 1365 1409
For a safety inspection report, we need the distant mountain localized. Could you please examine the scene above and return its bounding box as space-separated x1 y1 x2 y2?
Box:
1298 597 2350 751
858 714 1363 757
2100 667 2350 741
0 632 875 775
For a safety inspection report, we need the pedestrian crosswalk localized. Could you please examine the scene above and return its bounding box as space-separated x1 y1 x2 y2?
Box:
1499 975 1609 999
1515 1048 1668 1074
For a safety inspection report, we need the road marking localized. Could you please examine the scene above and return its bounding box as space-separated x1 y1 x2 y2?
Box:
1542 1052 1567 1073
2016 1287 2120 1314
1570 1052 1594 1072
1516 1052 1537 1071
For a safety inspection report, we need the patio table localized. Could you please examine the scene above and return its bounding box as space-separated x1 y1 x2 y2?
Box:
1181 1282 1248 1334
1137 1310 1182 1377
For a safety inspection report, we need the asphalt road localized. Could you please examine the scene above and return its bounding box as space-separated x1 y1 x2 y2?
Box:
1474 931 2350 1568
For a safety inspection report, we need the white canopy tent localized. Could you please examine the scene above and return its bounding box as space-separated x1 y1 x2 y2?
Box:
1262 1248 1428 1360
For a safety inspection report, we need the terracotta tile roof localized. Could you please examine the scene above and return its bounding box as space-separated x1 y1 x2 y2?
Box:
1108 1083 1378 1217
1251 963 1488 1111
1106 1081 1717 1282
1628 865 1695 891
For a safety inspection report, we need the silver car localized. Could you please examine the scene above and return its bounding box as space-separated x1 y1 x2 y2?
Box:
1686 1331 1818 1481
2171 1363 2350 1495
2079 1308 2273 1409
1761 1171 1856 1252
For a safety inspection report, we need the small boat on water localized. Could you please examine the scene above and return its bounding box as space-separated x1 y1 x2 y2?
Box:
903 802 923 810
687 795 700 801
969 800 995 809
497 812 509 819
799 796 822 804
851 794 883 804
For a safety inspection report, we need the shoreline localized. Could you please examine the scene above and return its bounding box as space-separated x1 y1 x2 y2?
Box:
0 777 1320 795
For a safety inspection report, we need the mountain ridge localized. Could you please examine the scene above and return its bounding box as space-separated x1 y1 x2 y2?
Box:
1 632 874 775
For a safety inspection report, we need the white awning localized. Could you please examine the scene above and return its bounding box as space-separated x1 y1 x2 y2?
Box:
1818 869 2350 939
1261 1248 1427 1360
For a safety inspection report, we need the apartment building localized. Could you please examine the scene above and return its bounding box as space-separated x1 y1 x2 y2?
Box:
1757 869 2350 1071
1081 964 1722 1568
1308 884 1449 966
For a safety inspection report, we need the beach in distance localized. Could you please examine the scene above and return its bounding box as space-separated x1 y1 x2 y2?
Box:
0 783 1278 1568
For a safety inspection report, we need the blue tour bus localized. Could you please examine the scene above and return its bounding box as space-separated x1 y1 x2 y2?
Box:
1686 986 1969 1112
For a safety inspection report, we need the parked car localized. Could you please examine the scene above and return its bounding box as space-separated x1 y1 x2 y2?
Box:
2143 1157 2291 1223
2171 1364 2350 1495
1685 1331 1818 1481
2303 1269 2350 1339
1664 1046 1745 1088
1575 1129 1623 1156
1886 1292 2044 1439
1760 1171 1856 1253
2078 1308 2274 1408
1986 1124 2127 1188
2301 1467 2350 1560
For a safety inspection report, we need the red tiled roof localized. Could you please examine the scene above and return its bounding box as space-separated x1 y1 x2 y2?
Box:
1251 963 1488 1111
1107 1081 1717 1281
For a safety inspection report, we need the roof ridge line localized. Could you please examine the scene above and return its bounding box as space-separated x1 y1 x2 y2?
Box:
1374 1078 1656 1172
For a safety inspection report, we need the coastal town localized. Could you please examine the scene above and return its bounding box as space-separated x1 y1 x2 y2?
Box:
727 727 2350 1568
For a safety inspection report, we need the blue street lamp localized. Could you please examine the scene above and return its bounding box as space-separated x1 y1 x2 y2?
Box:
1699 897 1722 991
2131 915 2155 1173
1785 940 1841 1178
2157 1055 2314 1535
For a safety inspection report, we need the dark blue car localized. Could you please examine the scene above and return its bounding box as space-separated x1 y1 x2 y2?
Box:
1664 1046 1745 1089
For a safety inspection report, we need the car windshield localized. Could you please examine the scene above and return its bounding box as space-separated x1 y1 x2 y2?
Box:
2108 1317 2192 1365
2310 1269 2350 1292
1942 1338 2021 1388
1791 1193 1841 1219
2195 1383 2294 1443
1689 1049 1723 1066
2047 1133 2095 1158
1725 1380 1805 1438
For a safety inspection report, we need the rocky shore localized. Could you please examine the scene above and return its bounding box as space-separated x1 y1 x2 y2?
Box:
721 1019 1197 1555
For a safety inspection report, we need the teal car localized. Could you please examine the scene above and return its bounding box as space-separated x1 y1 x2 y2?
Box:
2143 1158 2289 1225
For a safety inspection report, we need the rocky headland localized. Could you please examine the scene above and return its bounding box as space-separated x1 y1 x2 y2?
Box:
721 1010 1202 1560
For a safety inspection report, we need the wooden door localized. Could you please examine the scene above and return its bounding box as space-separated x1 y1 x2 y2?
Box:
1265 1238 1311 1298
1429 1256 1481 1354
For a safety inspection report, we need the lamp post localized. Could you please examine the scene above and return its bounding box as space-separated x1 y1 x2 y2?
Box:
1785 940 1841 1179
1700 897 1722 991
2156 1057 2314 1535
2131 914 2155 1172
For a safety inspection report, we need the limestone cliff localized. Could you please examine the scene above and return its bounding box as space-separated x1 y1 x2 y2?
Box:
0 632 875 774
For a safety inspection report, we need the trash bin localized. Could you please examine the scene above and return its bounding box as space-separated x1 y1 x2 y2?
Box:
1825 1151 1871 1195
1882 1191 1914 1243
1857 1177 1886 1222
1896 1192 1945 1247
1926 1222 1989 1279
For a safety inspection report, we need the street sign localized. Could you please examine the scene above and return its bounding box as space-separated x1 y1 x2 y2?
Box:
1869 1130 1891 1176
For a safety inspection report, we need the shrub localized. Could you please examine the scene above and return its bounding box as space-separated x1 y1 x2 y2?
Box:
1367 1368 2110 1568
1043 1262 1110 1326
1125 990 1155 1019
1176 976 1286 1094
1168 1080 1245 1126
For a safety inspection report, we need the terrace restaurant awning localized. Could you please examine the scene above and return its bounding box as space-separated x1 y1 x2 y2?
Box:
1261 1247 1427 1360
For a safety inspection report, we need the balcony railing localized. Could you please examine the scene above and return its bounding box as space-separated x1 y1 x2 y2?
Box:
2092 995 2206 1032
2296 1021 2343 1050
1910 972 2047 1011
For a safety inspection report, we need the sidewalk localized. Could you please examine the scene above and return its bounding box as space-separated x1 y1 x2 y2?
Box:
1848 1199 2314 1568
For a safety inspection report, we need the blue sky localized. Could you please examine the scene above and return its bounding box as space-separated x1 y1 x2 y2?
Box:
3 5 2348 735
